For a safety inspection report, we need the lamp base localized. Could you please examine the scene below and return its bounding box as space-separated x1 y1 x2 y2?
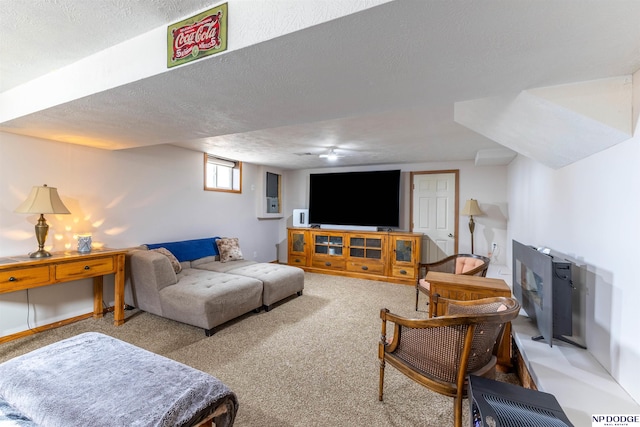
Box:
29 249 52 258
30 214 52 258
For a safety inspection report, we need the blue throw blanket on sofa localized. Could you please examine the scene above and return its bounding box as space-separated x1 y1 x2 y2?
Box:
145 237 221 262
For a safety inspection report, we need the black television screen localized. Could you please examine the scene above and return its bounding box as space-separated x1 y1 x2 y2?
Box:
308 170 401 228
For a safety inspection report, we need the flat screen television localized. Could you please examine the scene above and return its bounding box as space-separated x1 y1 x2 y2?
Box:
308 169 401 229
512 240 584 348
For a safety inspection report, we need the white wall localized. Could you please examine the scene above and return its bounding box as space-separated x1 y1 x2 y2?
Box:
507 135 640 404
5 136 507 335
281 160 509 264
0 133 282 336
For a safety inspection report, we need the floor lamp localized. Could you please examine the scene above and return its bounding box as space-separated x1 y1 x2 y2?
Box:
461 199 483 254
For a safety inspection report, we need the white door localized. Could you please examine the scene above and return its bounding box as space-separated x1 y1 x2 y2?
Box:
411 171 458 263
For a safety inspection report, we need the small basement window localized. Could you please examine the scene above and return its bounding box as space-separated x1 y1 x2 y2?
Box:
204 154 242 193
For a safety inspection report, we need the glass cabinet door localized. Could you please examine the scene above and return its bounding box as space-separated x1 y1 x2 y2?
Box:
288 229 309 267
349 237 383 259
314 234 343 256
291 232 306 253
395 239 414 263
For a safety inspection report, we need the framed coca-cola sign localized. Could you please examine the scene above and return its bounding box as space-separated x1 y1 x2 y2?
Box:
167 3 228 68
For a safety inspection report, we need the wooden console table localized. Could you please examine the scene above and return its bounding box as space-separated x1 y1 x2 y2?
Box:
425 271 513 368
0 249 127 336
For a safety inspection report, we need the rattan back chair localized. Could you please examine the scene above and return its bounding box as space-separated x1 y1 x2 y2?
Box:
378 296 520 427
415 254 490 311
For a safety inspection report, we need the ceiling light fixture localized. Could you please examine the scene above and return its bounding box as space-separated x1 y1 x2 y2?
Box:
319 148 339 161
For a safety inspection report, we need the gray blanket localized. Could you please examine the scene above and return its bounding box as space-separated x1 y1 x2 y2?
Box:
0 332 237 427
0 394 38 426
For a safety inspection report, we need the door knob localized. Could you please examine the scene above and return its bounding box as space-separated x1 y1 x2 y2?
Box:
448 233 454 238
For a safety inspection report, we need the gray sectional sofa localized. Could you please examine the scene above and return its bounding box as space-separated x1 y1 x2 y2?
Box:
126 237 304 335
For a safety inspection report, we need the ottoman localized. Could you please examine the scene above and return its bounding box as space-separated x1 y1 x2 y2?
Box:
0 332 238 426
192 259 304 311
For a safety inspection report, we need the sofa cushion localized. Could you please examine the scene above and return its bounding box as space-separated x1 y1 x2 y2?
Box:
193 259 257 273
194 259 304 308
418 278 430 292
146 237 220 262
127 250 178 315
150 247 182 273
215 237 244 263
160 269 263 330
190 255 219 266
225 263 305 307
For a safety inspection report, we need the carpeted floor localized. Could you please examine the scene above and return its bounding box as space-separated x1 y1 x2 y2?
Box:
0 272 519 427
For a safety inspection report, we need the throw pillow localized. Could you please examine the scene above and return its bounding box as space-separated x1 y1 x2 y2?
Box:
216 237 244 263
151 247 182 273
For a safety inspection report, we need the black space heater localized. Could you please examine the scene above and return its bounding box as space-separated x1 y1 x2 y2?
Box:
468 375 574 427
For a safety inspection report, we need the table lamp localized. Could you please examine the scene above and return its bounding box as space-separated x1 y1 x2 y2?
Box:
15 184 71 258
461 198 483 254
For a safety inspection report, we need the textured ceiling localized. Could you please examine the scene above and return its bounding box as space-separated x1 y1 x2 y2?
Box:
1 0 640 170
0 0 215 92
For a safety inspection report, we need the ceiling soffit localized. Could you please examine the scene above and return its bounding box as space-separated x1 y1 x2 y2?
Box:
455 76 634 169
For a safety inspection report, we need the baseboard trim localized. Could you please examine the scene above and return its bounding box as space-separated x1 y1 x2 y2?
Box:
0 307 114 344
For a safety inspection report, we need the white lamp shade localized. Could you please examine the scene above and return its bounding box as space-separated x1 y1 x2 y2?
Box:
15 185 71 214
461 199 483 216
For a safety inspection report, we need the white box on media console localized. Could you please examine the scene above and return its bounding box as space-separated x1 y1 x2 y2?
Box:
293 209 309 227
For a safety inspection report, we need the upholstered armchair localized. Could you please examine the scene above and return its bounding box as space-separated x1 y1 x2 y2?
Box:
415 254 490 311
378 296 520 427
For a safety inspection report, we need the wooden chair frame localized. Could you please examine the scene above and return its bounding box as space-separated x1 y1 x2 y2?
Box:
379 296 520 427
415 254 490 311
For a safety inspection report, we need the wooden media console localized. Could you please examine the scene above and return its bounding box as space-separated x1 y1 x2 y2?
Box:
288 228 422 285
